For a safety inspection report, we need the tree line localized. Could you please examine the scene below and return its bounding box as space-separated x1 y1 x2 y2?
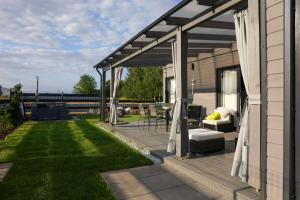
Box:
73 67 163 101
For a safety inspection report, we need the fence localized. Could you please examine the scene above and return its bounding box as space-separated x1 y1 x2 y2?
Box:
22 93 99 102
22 93 154 114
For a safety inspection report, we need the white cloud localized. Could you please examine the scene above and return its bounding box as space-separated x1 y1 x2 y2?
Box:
0 0 180 92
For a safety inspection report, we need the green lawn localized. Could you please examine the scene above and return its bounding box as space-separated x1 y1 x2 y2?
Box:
0 116 152 200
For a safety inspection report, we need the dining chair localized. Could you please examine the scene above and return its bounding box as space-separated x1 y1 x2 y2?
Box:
138 104 148 128
148 105 164 132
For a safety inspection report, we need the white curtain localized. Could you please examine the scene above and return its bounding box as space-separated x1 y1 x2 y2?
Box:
222 70 238 112
110 67 123 125
167 42 177 152
169 78 176 104
231 10 250 182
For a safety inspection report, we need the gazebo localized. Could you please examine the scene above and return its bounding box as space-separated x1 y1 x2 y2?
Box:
93 0 262 192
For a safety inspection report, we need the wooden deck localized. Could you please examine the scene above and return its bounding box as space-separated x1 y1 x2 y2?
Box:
99 121 260 200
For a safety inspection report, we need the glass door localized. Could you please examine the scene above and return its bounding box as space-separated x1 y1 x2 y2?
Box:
217 66 245 127
166 77 175 103
217 68 238 112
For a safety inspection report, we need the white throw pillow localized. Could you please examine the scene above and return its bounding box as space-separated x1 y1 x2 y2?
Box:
216 107 230 119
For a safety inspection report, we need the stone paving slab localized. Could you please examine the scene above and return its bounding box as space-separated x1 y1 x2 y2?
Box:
0 163 13 182
101 165 220 200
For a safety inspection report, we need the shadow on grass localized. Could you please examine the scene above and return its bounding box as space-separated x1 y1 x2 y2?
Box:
0 120 115 200
74 119 152 172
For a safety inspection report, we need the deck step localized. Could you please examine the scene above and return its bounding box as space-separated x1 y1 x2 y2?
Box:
161 156 259 200
99 122 260 200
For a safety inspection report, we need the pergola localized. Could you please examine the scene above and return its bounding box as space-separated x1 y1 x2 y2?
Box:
93 0 247 158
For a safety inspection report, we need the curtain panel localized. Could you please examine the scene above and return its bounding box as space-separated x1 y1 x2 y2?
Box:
110 67 123 125
231 10 250 182
167 42 177 153
231 3 261 190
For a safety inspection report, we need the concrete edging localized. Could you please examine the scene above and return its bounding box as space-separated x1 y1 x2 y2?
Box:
97 122 162 164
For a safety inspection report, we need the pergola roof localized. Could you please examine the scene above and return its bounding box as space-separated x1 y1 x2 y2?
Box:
93 0 247 71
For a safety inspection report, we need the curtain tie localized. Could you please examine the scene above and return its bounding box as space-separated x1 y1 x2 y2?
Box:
176 97 188 120
248 94 261 105
110 98 117 104
176 98 188 102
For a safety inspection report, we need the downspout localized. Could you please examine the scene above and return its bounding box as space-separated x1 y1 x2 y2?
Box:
96 67 103 122
283 0 296 199
259 0 268 199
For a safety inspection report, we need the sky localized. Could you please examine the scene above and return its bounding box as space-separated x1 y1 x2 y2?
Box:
0 0 180 93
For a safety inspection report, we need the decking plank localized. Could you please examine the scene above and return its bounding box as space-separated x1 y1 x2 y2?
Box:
101 122 259 200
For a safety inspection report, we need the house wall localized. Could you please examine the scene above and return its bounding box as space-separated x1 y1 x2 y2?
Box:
266 0 285 199
164 43 239 116
163 1 287 196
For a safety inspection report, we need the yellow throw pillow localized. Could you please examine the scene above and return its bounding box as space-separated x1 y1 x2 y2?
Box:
205 112 221 120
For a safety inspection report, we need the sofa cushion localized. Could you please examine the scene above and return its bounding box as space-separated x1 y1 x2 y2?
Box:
189 128 224 141
202 117 231 125
215 107 229 119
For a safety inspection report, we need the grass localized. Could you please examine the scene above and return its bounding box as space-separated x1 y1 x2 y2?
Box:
0 116 152 200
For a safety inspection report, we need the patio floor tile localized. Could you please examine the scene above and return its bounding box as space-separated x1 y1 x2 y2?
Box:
101 165 220 200
155 185 214 200
140 172 184 192
126 193 160 200
102 170 151 199
129 165 167 179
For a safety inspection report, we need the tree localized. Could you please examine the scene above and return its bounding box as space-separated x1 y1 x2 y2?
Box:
73 75 97 94
121 67 163 100
0 85 2 96
9 83 23 125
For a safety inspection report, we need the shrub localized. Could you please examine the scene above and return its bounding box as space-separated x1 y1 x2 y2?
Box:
0 105 14 135
9 84 23 125
0 83 24 137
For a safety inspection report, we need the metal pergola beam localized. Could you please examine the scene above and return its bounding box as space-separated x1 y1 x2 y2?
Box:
93 0 194 69
109 0 243 68
188 42 232 48
196 0 222 6
145 31 236 41
121 48 212 54
127 54 173 60
182 0 243 32
123 60 173 67
100 69 106 121
115 52 199 59
111 31 177 67
175 27 189 158
131 41 232 48
166 17 235 29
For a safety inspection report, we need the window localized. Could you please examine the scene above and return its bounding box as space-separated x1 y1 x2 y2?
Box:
166 77 175 103
217 66 246 117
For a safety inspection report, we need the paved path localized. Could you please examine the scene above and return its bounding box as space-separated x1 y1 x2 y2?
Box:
101 164 222 200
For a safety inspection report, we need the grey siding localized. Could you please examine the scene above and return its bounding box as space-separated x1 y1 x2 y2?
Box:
164 43 239 116
266 0 284 199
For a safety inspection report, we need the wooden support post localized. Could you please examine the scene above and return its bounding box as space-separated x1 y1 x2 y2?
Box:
175 27 189 158
101 70 106 122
